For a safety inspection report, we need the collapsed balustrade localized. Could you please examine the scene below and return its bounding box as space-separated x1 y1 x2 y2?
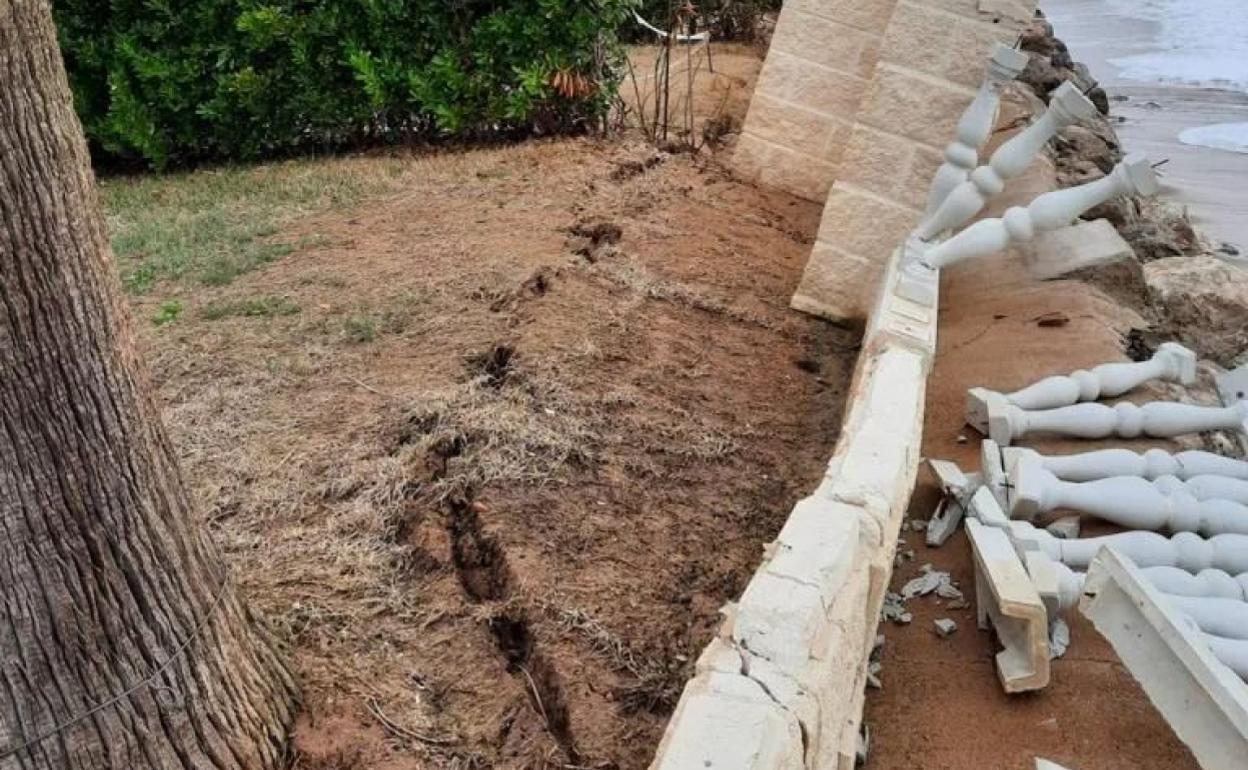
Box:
651 40 1248 770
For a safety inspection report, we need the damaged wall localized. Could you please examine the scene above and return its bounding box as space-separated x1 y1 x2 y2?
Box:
733 0 1035 320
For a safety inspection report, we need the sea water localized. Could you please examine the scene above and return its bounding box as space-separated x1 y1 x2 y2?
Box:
1105 0 1248 154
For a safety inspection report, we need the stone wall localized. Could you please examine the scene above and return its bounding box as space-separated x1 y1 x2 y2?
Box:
731 0 898 202
790 0 1035 320
648 244 937 770
734 0 1036 320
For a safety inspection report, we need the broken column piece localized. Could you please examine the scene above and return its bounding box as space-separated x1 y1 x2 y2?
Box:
1029 550 1248 611
966 343 1196 429
924 44 1031 215
1002 446 1248 483
925 459 982 546
1080 548 1248 769
966 519 1050 692
921 154 1159 270
914 81 1097 242
1010 521 1248 573
1011 461 1248 536
982 393 1248 446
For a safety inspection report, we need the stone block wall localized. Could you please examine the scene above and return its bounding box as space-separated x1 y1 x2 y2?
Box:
789 0 1036 320
732 0 898 202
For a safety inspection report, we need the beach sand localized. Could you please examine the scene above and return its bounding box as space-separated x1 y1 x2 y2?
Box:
1044 0 1248 253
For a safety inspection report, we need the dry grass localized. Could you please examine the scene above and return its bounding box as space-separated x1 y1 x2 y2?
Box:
120 44 857 769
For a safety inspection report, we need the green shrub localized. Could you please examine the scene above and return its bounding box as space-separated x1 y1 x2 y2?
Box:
54 0 637 168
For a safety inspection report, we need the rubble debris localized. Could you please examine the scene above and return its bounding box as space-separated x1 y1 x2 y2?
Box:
1049 618 1071 660
856 723 871 766
935 618 958 638
1047 516 1081 540
866 660 883 690
902 563 964 602
881 592 913 625
926 497 965 546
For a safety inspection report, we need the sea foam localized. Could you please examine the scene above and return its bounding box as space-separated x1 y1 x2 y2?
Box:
1107 0 1248 93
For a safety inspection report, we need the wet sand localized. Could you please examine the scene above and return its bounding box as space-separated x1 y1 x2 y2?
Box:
1044 0 1248 253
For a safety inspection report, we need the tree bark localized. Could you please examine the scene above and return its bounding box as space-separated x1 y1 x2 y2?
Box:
0 2 299 768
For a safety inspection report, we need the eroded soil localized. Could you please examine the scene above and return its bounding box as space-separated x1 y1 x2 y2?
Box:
132 52 858 766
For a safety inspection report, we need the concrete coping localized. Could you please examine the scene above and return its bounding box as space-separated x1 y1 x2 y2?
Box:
650 244 936 769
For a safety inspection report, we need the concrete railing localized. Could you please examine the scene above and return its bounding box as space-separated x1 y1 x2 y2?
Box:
649 243 937 769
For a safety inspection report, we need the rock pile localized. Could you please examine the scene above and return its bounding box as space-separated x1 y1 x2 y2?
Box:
1014 11 1247 367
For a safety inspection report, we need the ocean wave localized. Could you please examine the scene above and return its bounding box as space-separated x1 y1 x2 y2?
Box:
1106 0 1248 92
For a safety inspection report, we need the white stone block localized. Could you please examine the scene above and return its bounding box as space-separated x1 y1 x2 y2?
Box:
1022 219 1134 280
1080 548 1248 770
966 519 1051 692
650 672 806 770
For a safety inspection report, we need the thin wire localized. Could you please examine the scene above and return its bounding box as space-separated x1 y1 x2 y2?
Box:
0 577 233 759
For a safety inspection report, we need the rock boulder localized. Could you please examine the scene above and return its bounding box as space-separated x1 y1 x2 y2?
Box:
1145 256 1248 366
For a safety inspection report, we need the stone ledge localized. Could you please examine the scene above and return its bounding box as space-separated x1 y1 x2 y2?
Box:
650 246 934 769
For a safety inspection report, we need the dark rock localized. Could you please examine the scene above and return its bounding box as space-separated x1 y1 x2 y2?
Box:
1071 62 1098 93
1081 114 1122 153
1054 125 1115 172
1020 18 1056 55
1087 86 1111 115
1145 257 1248 367
1020 54 1062 99
1056 158 1105 187
1083 196 1139 228
1051 39 1074 70
1120 220 1187 263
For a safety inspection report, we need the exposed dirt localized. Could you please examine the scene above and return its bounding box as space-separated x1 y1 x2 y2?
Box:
131 46 859 770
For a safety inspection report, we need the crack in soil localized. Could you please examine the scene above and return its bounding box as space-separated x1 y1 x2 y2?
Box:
396 342 583 763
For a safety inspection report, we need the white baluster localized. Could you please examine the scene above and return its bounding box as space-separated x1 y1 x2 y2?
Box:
1181 476 1248 505
984 392 1248 446
1205 635 1248 680
924 44 1030 215
1045 560 1248 611
922 153 1159 269
1002 446 1248 483
1010 522 1248 573
966 344 1196 431
913 81 1097 242
1170 595 1248 640
1013 461 1248 535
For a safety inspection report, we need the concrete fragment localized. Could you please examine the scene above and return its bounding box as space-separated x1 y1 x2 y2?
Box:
1036 760 1077 770
935 618 958 638
866 660 882 690
969 485 1010 528
1021 218 1133 280
929 458 972 498
1081 547 1248 770
902 564 962 601
966 519 1051 692
856 722 871 766
1049 618 1071 660
881 592 913 625
1047 515 1081 540
926 497 965 547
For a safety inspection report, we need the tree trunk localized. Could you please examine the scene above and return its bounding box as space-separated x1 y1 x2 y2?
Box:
0 2 299 768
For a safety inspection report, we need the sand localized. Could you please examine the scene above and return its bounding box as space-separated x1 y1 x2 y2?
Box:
1043 0 1248 254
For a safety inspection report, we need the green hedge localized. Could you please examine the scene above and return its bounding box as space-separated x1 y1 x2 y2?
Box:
54 0 637 168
